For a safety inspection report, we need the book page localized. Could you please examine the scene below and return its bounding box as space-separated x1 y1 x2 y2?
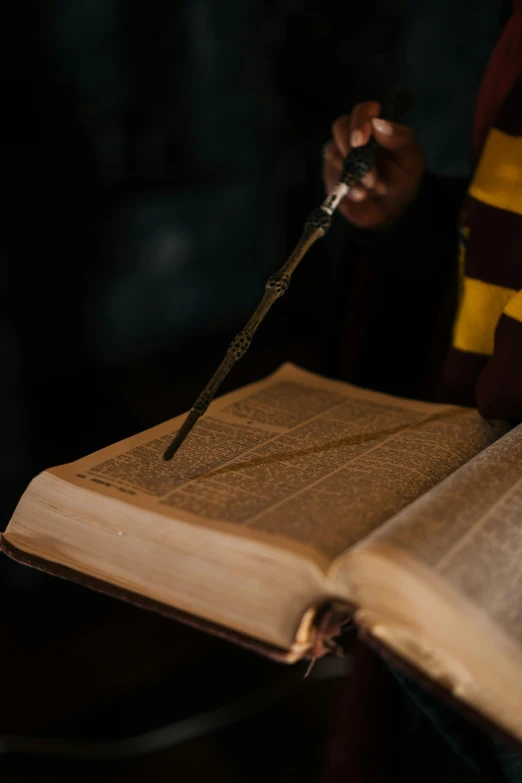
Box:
51 363 505 561
357 424 522 644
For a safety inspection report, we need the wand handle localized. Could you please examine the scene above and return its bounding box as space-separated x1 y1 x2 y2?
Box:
164 86 414 460
340 84 415 186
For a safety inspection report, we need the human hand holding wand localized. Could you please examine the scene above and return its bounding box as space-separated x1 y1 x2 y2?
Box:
164 86 414 461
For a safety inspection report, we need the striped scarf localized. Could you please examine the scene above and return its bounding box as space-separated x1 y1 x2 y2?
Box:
438 4 522 420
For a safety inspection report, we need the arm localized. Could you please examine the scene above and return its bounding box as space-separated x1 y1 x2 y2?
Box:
323 103 468 398
323 101 466 284
352 176 466 400
345 170 467 284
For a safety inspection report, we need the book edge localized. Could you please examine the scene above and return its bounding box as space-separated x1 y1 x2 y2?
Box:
5 531 518 751
359 625 522 754
0 533 350 664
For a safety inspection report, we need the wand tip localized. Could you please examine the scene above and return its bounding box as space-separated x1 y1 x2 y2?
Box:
163 411 199 461
163 433 183 461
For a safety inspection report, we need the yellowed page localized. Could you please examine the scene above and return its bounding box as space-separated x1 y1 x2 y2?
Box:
47 363 504 562
355 424 522 645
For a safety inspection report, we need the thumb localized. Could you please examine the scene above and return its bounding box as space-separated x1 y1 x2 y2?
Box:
370 117 416 154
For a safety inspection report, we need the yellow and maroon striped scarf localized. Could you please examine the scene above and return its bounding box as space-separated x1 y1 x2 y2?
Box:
439 68 522 420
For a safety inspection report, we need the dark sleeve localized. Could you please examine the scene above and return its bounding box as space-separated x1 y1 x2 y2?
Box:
388 663 514 782
334 172 468 400
345 170 468 284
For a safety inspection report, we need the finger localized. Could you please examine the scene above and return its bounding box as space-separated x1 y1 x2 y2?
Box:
370 118 418 158
322 139 345 193
360 166 377 190
349 101 381 148
323 139 344 169
331 114 352 157
347 185 367 202
325 144 378 189
322 156 343 194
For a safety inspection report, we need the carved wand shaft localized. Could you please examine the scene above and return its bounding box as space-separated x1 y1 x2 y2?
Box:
164 86 414 460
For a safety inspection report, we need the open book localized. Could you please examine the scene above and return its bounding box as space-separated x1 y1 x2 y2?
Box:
3 364 522 746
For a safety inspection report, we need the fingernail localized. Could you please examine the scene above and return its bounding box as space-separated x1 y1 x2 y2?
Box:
349 187 365 202
350 129 364 148
372 118 393 135
362 171 375 189
375 181 387 195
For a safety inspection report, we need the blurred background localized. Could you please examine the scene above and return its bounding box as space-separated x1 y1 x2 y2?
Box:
0 1 511 781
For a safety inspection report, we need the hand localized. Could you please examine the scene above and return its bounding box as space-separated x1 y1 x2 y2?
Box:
322 101 425 230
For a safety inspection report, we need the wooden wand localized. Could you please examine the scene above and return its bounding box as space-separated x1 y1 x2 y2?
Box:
164 86 414 460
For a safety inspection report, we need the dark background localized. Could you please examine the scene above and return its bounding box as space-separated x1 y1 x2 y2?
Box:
0 2 511 781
